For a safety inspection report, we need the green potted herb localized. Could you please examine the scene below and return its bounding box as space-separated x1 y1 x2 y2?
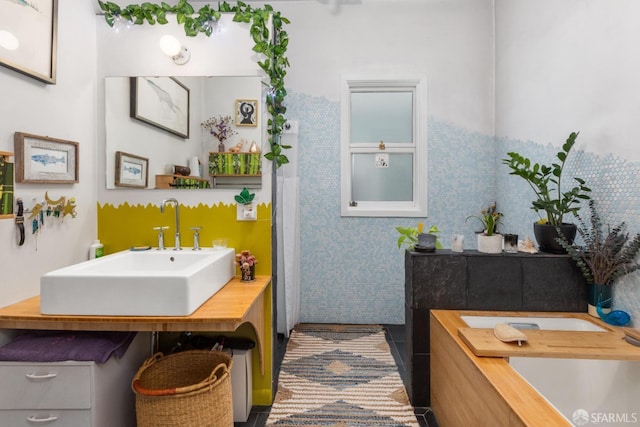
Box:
396 223 442 252
466 203 503 253
556 200 640 317
501 131 591 253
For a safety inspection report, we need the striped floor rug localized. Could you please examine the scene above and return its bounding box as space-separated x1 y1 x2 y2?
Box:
266 324 419 426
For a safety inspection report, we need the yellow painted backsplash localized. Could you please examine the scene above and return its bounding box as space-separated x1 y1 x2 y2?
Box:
97 202 272 275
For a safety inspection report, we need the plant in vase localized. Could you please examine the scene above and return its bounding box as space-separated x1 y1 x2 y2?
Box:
201 115 238 151
556 200 640 323
236 249 258 282
396 223 443 252
466 203 503 254
501 131 591 253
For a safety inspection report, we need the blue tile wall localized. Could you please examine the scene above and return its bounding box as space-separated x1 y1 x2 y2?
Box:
286 91 639 326
497 135 640 325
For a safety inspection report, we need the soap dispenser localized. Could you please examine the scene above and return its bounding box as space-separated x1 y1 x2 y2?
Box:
89 240 104 260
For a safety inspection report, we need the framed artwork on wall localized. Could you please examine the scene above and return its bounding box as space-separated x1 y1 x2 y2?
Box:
0 0 58 84
14 132 78 183
115 151 148 188
130 76 190 138
235 99 258 127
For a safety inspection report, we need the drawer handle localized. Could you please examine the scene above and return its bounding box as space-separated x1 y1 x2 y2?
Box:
27 415 59 423
25 372 57 380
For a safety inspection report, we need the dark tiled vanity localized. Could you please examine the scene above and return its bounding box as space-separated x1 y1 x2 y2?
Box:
404 249 588 406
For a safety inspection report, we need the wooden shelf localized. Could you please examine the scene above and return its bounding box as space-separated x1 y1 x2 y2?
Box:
155 174 210 189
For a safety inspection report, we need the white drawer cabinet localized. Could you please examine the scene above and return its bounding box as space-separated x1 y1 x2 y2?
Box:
0 332 150 427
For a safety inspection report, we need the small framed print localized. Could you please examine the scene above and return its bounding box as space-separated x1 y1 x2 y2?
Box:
115 151 148 188
235 99 258 127
14 132 78 183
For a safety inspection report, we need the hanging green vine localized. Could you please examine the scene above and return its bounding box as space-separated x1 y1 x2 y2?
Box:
97 0 291 167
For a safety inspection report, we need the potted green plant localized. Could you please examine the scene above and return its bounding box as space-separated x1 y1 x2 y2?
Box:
501 131 591 253
556 200 640 317
466 203 503 253
396 223 443 252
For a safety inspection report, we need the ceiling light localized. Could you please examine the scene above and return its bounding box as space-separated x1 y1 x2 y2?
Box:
159 35 191 65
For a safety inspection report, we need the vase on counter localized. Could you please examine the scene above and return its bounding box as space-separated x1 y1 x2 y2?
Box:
587 283 612 317
416 233 437 253
477 234 503 254
241 264 256 282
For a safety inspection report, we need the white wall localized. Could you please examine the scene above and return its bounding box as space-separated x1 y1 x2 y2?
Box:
0 0 98 307
495 0 640 160
275 0 496 135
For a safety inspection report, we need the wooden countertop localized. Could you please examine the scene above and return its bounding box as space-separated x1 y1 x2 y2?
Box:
0 276 271 372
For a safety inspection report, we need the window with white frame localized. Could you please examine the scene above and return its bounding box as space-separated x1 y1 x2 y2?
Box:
340 76 427 217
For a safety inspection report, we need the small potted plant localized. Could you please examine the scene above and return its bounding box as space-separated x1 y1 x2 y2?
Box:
556 200 640 318
466 203 503 254
236 249 258 282
396 223 442 252
501 131 591 253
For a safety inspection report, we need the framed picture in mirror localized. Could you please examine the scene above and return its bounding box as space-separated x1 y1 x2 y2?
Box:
0 0 57 84
130 77 190 138
235 99 258 127
115 151 148 188
14 132 78 183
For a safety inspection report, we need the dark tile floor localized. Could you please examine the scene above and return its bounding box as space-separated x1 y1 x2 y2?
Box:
234 325 439 427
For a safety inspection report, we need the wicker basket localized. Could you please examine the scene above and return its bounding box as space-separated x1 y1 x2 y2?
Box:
132 350 233 427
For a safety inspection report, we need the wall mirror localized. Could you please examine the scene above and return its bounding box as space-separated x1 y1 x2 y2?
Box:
104 75 263 190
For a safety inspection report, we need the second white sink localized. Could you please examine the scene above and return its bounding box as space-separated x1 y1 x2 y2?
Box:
40 248 235 316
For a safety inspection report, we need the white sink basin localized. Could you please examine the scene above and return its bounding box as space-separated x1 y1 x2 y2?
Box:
40 248 235 316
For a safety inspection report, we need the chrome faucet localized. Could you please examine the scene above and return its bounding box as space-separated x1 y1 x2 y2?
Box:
160 198 181 250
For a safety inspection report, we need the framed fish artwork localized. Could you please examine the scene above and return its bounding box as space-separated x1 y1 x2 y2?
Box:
130 76 190 138
14 132 78 183
114 151 148 188
0 0 58 84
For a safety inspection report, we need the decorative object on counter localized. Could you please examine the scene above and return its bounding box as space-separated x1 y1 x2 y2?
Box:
503 233 519 253
502 131 591 253
0 0 57 84
115 151 149 188
98 0 291 168
201 115 237 151
451 234 464 252
596 301 630 327
0 151 14 219
209 152 262 176
396 222 442 251
556 200 640 318
188 156 201 178
131 76 190 138
518 237 538 254
235 99 258 127
236 249 257 282
466 203 503 254
173 164 190 176
14 132 79 184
